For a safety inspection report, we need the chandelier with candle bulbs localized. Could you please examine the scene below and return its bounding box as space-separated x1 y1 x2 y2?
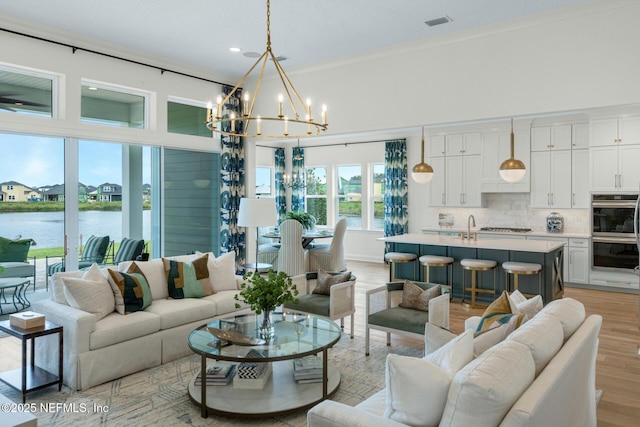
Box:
206 0 328 139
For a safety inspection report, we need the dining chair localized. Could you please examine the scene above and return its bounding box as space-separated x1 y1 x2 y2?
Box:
308 218 347 272
276 219 308 276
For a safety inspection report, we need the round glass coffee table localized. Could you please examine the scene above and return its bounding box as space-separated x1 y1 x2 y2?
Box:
187 312 342 418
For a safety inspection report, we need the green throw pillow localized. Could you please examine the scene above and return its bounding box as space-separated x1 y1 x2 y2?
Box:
163 254 212 299
108 263 153 314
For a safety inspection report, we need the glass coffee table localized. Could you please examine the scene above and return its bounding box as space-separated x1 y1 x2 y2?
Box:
187 312 342 418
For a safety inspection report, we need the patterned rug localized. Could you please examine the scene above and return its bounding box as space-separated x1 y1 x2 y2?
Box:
0 334 421 426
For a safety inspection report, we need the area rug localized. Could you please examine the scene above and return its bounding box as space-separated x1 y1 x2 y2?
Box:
0 334 421 426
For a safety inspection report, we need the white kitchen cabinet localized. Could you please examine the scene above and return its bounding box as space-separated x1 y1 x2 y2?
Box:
427 135 446 158
480 130 530 193
445 154 482 207
530 150 572 208
567 238 589 284
571 149 589 208
428 157 446 207
531 125 572 151
590 144 640 192
572 123 589 149
445 132 481 156
590 116 640 146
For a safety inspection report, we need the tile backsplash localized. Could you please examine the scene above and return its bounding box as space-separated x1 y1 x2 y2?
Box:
427 193 589 234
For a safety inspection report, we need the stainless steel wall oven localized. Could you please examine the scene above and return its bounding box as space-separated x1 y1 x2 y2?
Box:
591 194 639 270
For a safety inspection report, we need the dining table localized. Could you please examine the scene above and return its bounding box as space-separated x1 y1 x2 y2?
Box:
262 230 334 248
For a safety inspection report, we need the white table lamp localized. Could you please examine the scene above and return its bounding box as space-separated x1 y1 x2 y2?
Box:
238 198 277 270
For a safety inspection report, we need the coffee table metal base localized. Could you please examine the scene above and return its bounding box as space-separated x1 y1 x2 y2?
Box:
187 360 340 418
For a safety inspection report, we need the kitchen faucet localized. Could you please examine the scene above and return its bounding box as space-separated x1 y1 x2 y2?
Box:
465 214 477 240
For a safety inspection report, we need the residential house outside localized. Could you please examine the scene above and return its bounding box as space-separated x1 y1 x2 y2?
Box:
97 183 122 202
0 180 41 202
38 183 91 202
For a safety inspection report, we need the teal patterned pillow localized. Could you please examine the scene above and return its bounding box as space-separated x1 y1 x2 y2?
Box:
163 254 212 299
108 263 153 314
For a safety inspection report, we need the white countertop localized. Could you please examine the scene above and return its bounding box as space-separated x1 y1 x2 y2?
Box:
379 233 566 253
420 227 590 239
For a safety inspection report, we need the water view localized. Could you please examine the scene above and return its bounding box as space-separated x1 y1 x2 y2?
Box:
0 210 151 249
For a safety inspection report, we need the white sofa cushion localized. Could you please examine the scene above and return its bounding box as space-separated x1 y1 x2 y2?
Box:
384 354 452 427
506 315 564 376
51 263 106 305
89 310 161 350
384 330 473 426
202 290 247 316
537 297 585 341
144 298 217 330
440 340 535 427
62 277 115 321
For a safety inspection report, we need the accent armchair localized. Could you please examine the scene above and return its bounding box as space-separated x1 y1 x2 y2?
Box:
283 270 356 338
365 280 450 356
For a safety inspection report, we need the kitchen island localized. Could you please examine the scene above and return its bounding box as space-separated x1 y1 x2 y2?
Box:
379 234 565 304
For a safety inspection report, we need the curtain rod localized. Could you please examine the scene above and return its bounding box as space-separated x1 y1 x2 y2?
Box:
256 138 405 149
0 27 228 86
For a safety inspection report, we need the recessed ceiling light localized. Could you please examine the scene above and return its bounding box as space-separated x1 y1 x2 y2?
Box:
88 87 98 91
243 51 261 58
229 47 242 53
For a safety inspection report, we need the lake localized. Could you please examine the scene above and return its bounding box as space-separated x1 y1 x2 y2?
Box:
0 211 151 248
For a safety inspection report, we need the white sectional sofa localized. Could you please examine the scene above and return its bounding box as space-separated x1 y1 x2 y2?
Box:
307 297 602 427
32 252 256 391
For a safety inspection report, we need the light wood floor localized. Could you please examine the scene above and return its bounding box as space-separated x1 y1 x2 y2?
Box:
1 260 638 426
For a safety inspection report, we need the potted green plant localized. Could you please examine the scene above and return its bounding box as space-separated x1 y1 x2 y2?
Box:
284 211 317 230
234 269 299 341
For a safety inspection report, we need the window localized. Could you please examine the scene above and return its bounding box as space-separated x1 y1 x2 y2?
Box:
306 167 327 226
7 185 14 190
81 82 146 128
372 163 385 229
337 165 362 228
167 100 211 137
256 167 273 197
8 195 15 200
0 67 54 117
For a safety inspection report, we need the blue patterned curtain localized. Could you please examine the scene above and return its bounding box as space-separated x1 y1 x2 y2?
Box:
274 148 287 221
384 139 408 239
219 85 245 272
291 146 305 212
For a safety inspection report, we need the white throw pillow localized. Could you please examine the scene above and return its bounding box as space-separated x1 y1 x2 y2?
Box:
62 276 115 320
196 251 237 292
384 354 452 427
537 297 585 340
439 341 535 427
50 263 106 305
424 329 474 376
516 294 543 320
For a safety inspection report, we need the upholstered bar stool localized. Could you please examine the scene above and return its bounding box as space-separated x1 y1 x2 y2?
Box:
384 252 417 282
502 261 542 297
460 258 497 309
419 255 454 293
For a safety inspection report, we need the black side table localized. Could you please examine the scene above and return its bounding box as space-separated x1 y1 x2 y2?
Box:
0 320 63 403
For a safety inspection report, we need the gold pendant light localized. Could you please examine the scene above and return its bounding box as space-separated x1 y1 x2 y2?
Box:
206 0 327 139
499 118 526 183
411 127 434 184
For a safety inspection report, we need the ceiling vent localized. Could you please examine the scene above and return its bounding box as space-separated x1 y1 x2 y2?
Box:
425 16 452 27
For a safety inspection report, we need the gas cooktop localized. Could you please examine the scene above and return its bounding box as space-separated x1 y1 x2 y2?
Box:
479 227 532 233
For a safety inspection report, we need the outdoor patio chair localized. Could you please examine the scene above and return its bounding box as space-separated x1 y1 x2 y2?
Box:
45 235 111 280
0 237 37 291
111 238 145 265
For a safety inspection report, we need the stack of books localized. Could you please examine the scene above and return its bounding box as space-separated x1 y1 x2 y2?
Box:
195 363 236 386
293 355 324 384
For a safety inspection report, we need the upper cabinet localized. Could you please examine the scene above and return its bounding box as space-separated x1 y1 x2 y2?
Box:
427 135 446 158
480 129 530 193
531 125 572 151
445 132 481 156
590 116 640 192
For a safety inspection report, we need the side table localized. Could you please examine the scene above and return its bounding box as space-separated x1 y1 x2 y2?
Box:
0 320 63 403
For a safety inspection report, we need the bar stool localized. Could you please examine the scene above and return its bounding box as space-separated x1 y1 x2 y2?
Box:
460 258 497 309
502 261 542 297
384 252 417 282
419 255 453 293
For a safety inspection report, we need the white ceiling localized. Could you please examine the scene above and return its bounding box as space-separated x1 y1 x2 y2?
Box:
0 0 592 80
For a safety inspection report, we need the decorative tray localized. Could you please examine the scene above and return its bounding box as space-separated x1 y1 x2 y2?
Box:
207 327 266 346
